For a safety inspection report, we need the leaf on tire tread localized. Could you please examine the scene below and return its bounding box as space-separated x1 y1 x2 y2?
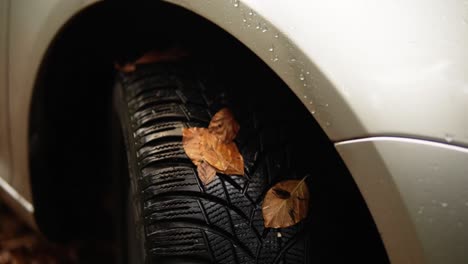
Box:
262 178 309 228
208 108 240 143
182 108 244 185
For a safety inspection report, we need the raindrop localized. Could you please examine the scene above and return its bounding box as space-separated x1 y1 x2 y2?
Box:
303 95 308 99
257 23 268 33
325 103 329 107
274 34 279 38
233 0 239 7
441 202 448 208
270 48 279 62
444 133 454 143
299 74 305 81
277 232 282 238
311 110 316 114
306 71 310 75
248 10 253 16
326 122 331 127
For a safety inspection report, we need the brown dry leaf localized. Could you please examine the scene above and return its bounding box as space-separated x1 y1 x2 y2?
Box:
197 161 217 185
115 47 189 73
208 108 240 143
182 108 244 184
182 127 206 167
203 139 243 175
262 178 309 228
183 127 244 176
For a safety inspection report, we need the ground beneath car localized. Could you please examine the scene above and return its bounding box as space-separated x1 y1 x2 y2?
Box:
0 201 115 264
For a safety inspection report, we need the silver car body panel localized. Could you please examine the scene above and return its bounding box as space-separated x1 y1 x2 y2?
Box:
165 0 468 146
336 137 468 264
0 0 28 223
1 0 467 263
2 0 99 226
0 0 11 185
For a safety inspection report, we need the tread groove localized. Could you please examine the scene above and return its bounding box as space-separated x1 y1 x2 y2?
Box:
148 219 255 259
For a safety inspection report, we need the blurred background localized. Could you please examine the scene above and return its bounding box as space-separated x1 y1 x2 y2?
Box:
0 200 116 264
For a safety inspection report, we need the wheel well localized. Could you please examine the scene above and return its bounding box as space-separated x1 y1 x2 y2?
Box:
29 0 265 241
29 1 388 261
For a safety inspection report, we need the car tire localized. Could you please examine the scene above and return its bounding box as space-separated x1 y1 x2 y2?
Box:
115 60 311 264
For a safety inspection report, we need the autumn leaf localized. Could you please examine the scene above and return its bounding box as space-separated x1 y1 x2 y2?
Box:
181 127 206 167
115 47 189 73
208 108 240 143
262 178 309 228
182 127 244 175
182 108 244 185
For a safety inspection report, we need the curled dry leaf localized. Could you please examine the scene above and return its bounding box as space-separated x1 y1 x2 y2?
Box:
182 108 244 185
182 127 244 176
262 178 309 228
115 47 189 73
182 127 205 167
208 108 240 143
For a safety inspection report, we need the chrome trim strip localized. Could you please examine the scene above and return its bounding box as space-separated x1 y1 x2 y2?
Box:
0 175 34 213
335 136 468 153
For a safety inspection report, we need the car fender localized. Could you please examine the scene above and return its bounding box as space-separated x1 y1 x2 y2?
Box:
165 0 468 145
163 1 468 263
6 0 100 228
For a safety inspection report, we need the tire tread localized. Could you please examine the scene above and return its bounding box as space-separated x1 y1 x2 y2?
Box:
118 62 308 264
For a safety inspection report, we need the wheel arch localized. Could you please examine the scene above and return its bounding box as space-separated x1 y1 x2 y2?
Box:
163 0 366 141
28 0 119 240
28 0 277 241
27 0 226 240
28 4 387 262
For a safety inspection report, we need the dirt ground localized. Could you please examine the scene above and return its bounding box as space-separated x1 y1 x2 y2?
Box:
0 201 115 264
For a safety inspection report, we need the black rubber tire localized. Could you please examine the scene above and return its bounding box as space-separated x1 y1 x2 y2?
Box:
116 61 311 264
